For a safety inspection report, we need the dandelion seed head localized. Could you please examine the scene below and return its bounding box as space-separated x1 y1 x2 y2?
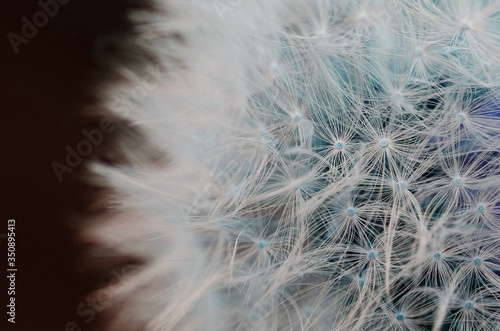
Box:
293 113 302 123
473 256 483 266
396 181 408 191
457 112 467 123
453 177 464 188
346 207 356 217
91 1 500 329
464 301 474 310
379 138 390 149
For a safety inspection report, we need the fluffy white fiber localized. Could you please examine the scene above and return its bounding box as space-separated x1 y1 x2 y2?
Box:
89 0 500 330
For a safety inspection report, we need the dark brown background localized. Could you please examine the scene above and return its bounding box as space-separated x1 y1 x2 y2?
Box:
1 1 154 329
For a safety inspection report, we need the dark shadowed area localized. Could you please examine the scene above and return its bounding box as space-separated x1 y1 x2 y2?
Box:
1 1 156 329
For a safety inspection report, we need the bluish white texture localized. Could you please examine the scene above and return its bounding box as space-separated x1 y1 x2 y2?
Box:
92 0 500 330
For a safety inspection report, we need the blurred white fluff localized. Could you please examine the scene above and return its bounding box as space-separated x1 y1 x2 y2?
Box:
91 0 500 330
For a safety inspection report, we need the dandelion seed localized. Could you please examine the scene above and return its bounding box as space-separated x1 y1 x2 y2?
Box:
396 181 408 191
367 250 377 260
379 138 390 149
464 301 474 310
393 92 403 101
395 313 405 321
476 203 485 213
456 112 467 123
346 207 356 217
293 113 302 123
472 256 483 266
453 177 464 187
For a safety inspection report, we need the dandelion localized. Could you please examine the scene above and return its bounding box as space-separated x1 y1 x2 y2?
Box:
89 0 500 330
